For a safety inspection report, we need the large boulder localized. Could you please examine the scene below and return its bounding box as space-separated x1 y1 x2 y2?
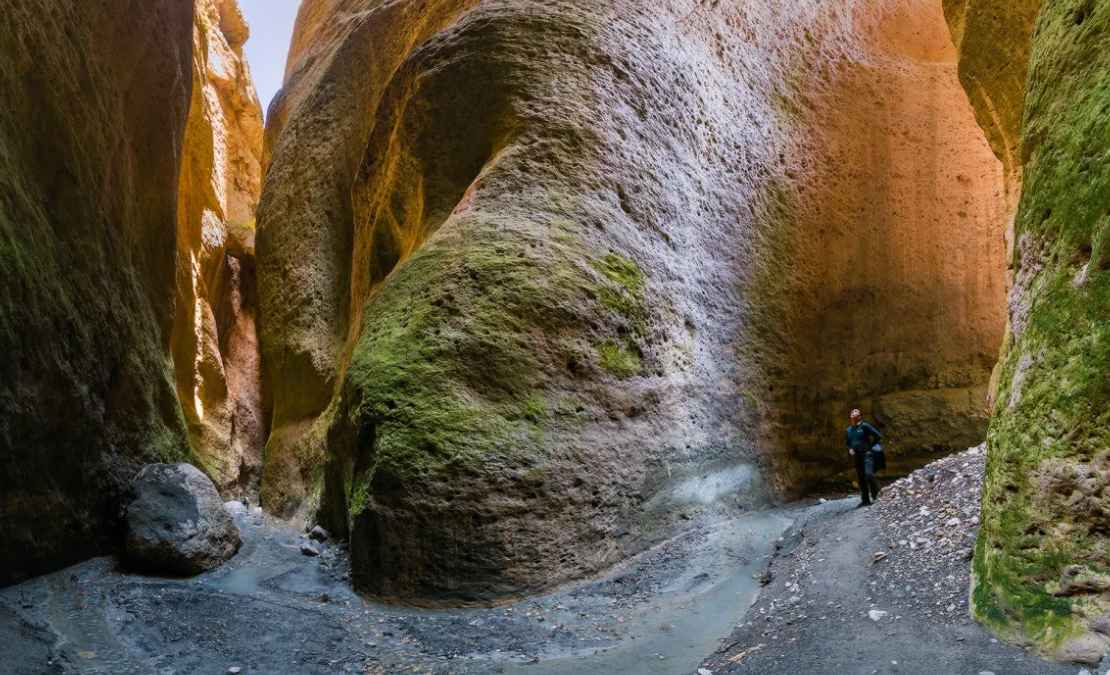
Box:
258 0 1007 601
124 463 241 575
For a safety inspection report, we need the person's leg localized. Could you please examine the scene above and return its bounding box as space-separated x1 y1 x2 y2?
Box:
855 456 870 504
864 452 880 500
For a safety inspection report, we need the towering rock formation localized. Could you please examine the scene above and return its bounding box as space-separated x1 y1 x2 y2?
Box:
946 0 1110 660
259 0 1006 601
0 0 195 585
174 0 266 497
756 0 1008 487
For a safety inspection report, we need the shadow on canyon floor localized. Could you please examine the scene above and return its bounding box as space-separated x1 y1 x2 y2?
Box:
1 478 1076 675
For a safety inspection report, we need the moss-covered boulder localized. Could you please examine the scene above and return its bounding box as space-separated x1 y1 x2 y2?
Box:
258 0 1014 602
948 0 1110 658
0 0 195 585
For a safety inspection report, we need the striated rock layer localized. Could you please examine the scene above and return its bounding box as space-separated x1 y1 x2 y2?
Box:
258 0 1007 602
0 0 195 585
174 0 267 498
946 0 1110 659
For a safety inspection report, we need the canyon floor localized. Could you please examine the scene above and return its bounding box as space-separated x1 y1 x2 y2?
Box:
1 450 1080 675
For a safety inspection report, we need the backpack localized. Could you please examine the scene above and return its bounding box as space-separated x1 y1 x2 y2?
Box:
871 442 886 471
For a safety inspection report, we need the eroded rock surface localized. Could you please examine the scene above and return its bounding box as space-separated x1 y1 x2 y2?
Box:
756 0 1008 487
256 0 1010 601
946 0 1110 657
124 463 241 575
173 0 267 498
0 0 194 586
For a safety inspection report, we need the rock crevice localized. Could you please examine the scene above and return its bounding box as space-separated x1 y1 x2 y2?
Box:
173 0 267 499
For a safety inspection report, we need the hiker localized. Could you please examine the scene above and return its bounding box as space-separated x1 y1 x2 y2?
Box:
846 408 882 507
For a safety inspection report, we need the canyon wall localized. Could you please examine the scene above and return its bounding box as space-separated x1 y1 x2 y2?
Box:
757 0 1007 488
0 0 195 585
259 0 1006 601
947 0 1110 659
174 0 267 497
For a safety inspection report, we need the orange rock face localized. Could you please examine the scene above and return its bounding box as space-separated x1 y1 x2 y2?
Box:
756 0 1008 489
173 0 267 497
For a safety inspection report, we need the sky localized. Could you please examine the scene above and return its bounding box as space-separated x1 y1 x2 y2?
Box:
238 0 302 117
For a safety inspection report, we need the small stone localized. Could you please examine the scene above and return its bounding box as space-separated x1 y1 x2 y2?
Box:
1089 613 1110 636
698 669 713 675
309 525 330 542
1054 632 1110 664
300 542 320 557
228 668 242 675
867 609 888 622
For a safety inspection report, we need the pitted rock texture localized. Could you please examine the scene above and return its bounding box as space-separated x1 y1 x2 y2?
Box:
258 0 1008 601
0 0 194 586
124 463 241 576
755 0 1007 488
173 0 267 498
947 0 1110 657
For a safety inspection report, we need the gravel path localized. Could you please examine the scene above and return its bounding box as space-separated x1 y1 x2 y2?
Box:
698 446 1081 675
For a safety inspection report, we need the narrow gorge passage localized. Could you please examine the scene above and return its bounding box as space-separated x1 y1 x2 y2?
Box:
2 0 1109 673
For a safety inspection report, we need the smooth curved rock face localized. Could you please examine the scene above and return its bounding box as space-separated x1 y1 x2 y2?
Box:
258 0 1005 601
947 0 1110 655
124 463 241 575
0 0 194 586
173 0 267 498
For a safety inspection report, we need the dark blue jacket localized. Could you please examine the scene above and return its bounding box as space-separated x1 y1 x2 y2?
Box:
845 422 881 453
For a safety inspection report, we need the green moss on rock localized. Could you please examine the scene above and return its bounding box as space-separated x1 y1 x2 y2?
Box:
591 253 647 329
334 221 596 513
969 0 1110 652
597 340 642 378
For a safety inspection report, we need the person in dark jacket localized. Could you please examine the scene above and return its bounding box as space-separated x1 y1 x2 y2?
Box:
846 408 882 507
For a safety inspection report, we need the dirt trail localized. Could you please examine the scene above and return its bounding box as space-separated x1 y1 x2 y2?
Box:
699 448 1079 675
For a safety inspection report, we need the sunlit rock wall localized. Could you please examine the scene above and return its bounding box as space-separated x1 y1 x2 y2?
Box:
173 0 266 497
258 0 1007 602
0 0 194 585
947 0 1110 659
757 0 1008 489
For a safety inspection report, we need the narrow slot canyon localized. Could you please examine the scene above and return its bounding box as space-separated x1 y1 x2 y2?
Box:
1 0 1108 673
